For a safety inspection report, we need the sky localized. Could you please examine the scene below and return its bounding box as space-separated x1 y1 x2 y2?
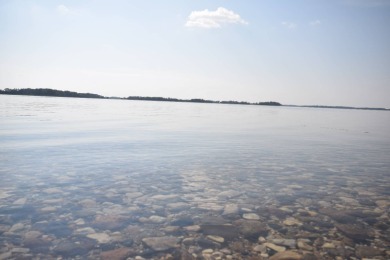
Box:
0 0 389 107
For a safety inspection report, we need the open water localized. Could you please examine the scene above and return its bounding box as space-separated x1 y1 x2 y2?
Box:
0 95 389 259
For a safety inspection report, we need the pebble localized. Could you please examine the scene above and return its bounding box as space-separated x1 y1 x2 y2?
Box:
183 225 201 232
40 206 57 213
160 226 180 233
271 238 296 248
283 217 302 226
242 213 260 220
11 248 30 253
207 235 225 243
265 242 286 252
87 233 111 243
13 198 27 205
202 249 213 254
9 223 25 232
297 240 313 251
253 244 265 252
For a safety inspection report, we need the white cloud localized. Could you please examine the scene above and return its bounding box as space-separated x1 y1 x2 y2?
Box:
57 5 70 15
310 20 321 26
281 22 297 29
57 4 78 16
185 7 248 29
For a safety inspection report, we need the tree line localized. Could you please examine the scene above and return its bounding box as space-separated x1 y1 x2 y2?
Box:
0 88 104 99
126 96 281 106
0 88 282 106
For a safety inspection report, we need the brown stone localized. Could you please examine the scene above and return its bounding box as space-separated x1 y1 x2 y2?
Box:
269 251 302 260
101 248 134 260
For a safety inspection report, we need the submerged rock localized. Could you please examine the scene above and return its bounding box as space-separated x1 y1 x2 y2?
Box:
23 236 52 253
32 221 72 238
9 223 25 232
355 245 385 258
319 208 356 223
222 204 239 216
166 202 190 212
87 233 111 243
271 239 296 248
335 223 374 242
142 236 180 252
100 247 135 260
200 224 238 241
171 216 194 226
283 218 302 226
53 237 95 257
92 215 128 230
235 220 268 241
269 251 302 260
265 242 286 253
243 213 260 220
207 235 225 243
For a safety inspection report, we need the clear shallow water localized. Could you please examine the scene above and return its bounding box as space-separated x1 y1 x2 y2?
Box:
0 95 389 259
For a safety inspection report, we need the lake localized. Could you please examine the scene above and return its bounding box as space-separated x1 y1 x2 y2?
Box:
0 95 389 259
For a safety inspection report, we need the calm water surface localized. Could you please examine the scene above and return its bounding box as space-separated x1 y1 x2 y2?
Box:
0 95 389 259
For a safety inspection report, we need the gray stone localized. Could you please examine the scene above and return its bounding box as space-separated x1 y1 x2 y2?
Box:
271 239 296 248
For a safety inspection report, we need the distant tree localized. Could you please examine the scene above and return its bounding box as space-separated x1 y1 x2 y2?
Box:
0 88 105 99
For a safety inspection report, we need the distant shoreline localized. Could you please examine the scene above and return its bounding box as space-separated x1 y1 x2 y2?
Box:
0 88 281 107
1 88 388 111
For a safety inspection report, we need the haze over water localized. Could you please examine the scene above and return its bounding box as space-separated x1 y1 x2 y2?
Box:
0 95 389 259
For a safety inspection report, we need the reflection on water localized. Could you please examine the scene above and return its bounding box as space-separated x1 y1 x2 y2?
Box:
0 95 389 259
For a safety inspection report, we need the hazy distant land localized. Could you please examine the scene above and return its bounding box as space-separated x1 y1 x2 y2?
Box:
1 88 388 111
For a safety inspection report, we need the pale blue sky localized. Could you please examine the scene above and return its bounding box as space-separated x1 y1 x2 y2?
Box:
1 0 389 107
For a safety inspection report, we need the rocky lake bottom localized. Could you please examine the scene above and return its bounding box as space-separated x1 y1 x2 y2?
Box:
1 96 389 259
0 162 389 260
